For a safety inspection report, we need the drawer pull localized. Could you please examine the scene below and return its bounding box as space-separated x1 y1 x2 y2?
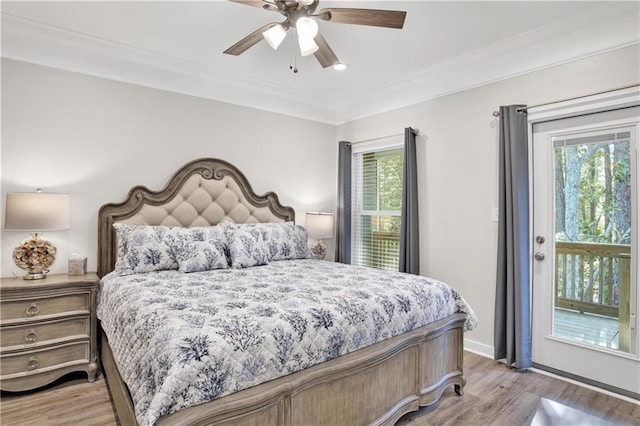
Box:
25 329 39 343
26 356 39 371
26 303 39 317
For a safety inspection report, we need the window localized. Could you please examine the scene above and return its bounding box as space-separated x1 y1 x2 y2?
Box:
351 140 404 270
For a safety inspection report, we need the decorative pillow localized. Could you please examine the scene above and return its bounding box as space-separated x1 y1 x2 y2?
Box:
164 226 228 273
113 224 178 275
226 225 270 268
262 223 314 261
223 222 313 263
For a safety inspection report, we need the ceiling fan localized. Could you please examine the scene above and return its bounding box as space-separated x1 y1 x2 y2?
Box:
223 0 407 70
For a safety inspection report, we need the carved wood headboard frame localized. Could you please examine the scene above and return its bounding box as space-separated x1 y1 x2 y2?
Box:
97 158 295 277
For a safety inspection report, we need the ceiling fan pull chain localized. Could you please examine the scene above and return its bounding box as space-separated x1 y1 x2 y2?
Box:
289 29 294 71
289 29 298 73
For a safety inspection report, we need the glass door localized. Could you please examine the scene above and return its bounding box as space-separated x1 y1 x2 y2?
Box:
531 104 639 397
551 130 633 352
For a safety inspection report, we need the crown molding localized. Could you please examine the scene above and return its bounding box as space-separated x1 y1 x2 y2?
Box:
1 12 341 124
2 2 638 125
335 2 640 122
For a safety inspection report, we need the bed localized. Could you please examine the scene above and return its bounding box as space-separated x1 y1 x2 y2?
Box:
96 158 477 426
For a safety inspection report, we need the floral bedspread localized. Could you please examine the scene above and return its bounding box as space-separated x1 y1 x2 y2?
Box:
97 259 477 425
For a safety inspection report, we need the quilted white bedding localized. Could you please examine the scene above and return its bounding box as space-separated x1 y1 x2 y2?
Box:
97 259 477 425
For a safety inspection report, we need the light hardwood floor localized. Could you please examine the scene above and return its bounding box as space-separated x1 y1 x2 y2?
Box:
1 351 638 425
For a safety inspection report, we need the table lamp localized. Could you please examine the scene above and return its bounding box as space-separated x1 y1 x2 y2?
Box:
4 190 70 280
305 212 334 260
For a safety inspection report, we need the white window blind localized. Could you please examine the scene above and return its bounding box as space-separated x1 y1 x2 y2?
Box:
351 140 404 271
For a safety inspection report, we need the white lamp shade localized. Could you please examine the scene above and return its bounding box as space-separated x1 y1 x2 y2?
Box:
263 24 287 50
298 36 319 56
5 192 70 231
296 17 318 40
305 212 334 239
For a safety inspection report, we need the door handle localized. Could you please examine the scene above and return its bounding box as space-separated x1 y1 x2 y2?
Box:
534 252 545 261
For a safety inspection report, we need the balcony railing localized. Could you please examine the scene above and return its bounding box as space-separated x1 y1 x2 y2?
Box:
371 231 400 271
555 241 631 351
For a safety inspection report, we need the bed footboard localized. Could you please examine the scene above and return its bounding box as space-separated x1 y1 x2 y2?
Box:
101 313 466 426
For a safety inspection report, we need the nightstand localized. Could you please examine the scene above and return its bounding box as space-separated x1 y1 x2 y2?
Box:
0 273 100 392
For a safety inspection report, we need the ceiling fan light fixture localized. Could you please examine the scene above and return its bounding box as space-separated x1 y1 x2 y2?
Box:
225 1 408 71
296 17 318 40
263 24 287 50
298 36 319 56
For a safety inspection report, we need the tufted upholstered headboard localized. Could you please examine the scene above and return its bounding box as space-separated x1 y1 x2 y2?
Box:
97 158 295 277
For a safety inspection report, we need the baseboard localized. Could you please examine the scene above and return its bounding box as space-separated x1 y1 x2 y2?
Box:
463 338 493 359
531 364 640 404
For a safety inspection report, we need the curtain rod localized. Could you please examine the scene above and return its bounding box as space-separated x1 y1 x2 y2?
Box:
350 128 420 145
492 83 640 117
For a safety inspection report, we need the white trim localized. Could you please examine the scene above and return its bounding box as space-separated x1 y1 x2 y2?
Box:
463 338 494 358
3 2 637 124
360 210 402 217
528 87 640 124
530 368 640 406
351 137 403 154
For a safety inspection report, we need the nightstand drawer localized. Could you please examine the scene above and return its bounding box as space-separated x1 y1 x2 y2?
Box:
1 317 90 351
0 341 90 377
0 293 90 324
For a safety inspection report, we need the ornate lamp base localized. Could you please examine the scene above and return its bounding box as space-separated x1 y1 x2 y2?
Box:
310 239 327 260
22 271 49 280
13 233 57 280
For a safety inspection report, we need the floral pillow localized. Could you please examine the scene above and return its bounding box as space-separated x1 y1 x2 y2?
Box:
164 226 228 273
113 224 178 275
223 222 313 264
262 223 314 261
226 224 270 268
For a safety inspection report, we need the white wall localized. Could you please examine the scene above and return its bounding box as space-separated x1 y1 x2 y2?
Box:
1 59 337 277
3 45 639 355
337 45 640 355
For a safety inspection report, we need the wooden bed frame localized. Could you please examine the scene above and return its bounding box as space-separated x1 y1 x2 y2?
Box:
97 158 466 425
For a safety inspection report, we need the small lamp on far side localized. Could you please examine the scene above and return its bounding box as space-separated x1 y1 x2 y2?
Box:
305 212 334 260
4 190 70 280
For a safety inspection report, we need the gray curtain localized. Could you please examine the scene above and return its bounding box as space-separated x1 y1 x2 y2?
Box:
335 141 352 263
399 127 419 274
494 105 532 370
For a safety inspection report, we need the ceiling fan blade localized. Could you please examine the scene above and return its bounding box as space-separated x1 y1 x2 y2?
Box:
223 23 278 56
228 0 276 11
313 33 340 68
229 0 280 12
316 8 407 29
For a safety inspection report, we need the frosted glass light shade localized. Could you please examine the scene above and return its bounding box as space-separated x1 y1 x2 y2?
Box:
263 24 287 50
305 212 334 239
296 17 318 39
5 192 70 231
298 36 319 56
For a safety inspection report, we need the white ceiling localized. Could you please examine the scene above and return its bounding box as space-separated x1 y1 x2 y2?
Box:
2 1 639 124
